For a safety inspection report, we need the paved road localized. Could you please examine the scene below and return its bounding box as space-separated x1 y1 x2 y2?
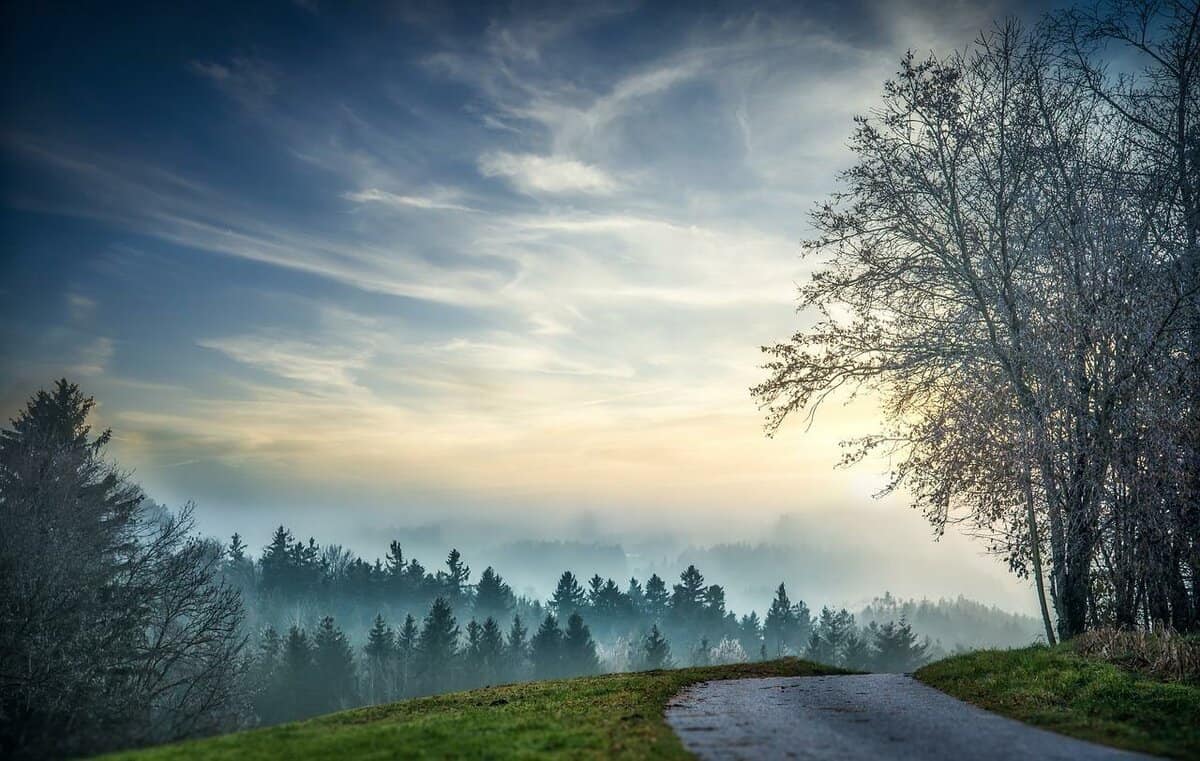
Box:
666 674 1154 760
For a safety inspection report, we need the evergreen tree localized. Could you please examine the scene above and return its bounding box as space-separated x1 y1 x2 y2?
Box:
805 629 836 666
642 625 673 670
626 577 646 614
764 583 796 655
442 548 471 608
478 617 505 684
282 625 316 718
738 612 763 658
505 614 530 681
561 612 599 676
416 598 460 693
530 613 564 679
693 636 712 667
395 614 419 697
384 541 406 597
474 566 515 621
313 616 357 712
550 571 586 618
871 619 929 672
670 565 706 623
261 526 295 595
840 629 873 670
363 614 396 704
463 620 483 685
228 533 247 562
644 574 669 620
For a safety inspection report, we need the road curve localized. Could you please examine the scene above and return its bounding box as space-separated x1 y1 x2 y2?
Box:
666 674 1154 760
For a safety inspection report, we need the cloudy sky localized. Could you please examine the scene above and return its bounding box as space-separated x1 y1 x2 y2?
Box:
1 0 1056 611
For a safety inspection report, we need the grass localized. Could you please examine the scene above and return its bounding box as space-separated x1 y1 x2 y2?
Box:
101 659 844 760
916 645 1200 760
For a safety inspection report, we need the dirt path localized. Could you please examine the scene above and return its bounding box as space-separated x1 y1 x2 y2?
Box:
666 674 1153 760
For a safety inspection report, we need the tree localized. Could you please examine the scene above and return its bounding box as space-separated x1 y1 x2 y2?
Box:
550 571 586 619
363 614 396 704
644 574 669 620
505 614 530 682
670 565 706 624
738 612 763 658
477 617 505 685
416 598 459 694
474 566 515 622
871 620 929 672
442 549 471 609
642 625 673 670
752 20 1199 637
0 380 248 758
562 612 600 676
530 614 564 679
281 626 316 719
395 614 419 697
764 583 797 655
313 616 357 712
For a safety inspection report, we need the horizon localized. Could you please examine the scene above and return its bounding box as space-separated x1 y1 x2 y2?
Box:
1 0 1059 617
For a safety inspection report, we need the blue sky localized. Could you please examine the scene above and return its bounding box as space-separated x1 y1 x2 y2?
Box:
1 0 1055 609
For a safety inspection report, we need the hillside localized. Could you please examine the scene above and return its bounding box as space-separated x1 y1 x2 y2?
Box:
101 659 844 760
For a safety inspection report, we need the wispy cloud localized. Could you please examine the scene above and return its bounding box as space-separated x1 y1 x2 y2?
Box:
477 152 617 195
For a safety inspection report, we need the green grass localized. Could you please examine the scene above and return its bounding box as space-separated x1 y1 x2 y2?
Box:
916 645 1200 759
101 659 844 760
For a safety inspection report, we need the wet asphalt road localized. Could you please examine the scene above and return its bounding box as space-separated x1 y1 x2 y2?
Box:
666 674 1155 760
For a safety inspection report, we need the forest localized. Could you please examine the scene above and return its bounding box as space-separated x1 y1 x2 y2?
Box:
0 380 1029 758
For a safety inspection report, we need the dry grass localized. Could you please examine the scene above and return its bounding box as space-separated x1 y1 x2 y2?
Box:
1074 627 1200 684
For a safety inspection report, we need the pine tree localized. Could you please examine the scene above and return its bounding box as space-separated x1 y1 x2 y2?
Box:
550 571 585 618
642 624 673 670
313 616 357 712
474 566 515 621
840 629 873 670
478 617 505 684
670 565 706 623
871 619 929 672
363 614 396 704
644 574 669 619
764 583 796 655
396 613 419 697
261 526 295 595
626 577 646 614
561 612 599 676
805 629 835 666
282 625 316 718
442 549 471 608
693 636 712 667
738 612 763 657
228 533 247 562
505 614 530 681
416 597 460 694
530 613 564 679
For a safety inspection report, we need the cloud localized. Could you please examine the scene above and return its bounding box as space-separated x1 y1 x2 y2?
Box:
73 336 114 376
344 188 477 213
477 152 617 195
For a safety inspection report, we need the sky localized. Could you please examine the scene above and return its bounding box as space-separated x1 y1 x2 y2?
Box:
1 0 1057 613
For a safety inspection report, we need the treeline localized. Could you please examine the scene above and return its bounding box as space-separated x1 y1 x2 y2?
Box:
224 528 936 725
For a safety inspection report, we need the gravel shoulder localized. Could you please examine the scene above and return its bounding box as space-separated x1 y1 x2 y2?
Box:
666 674 1155 760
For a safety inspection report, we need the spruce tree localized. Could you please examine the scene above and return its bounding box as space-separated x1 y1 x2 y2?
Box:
764 583 796 655
644 574 669 619
626 577 646 615
363 614 396 704
396 613 419 697
642 624 672 670
313 616 357 712
464 619 484 681
562 612 600 676
550 571 585 618
871 619 929 672
478 617 505 684
282 625 316 718
416 597 460 693
670 565 706 623
442 549 471 608
530 613 564 679
505 614 530 681
474 566 515 621
738 612 763 658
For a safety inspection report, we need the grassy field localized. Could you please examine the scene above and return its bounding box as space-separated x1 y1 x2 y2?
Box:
916 645 1200 760
102 659 843 760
